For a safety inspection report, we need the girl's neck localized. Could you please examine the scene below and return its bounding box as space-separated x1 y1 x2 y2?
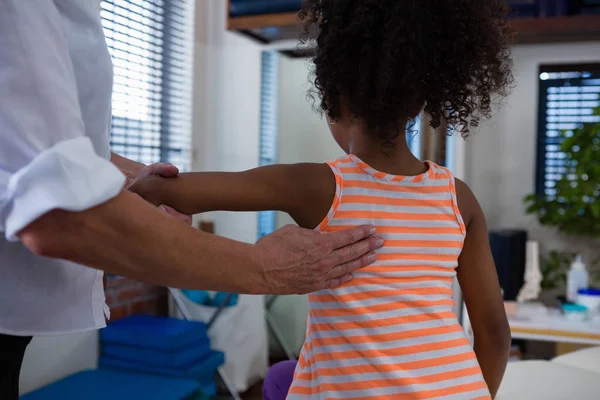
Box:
347 124 427 177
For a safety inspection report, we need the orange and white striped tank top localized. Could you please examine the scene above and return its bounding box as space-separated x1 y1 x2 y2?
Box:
287 155 490 400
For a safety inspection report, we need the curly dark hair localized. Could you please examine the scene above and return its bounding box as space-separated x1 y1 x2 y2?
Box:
299 0 515 141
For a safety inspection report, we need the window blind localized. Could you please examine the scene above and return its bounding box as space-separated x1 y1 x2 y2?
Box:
406 117 421 159
537 64 600 196
100 0 195 170
258 51 280 238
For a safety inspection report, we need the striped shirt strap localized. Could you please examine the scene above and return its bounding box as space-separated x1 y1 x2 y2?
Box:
316 161 344 232
440 166 467 238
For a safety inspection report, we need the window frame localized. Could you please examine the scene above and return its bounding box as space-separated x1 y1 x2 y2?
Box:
535 63 600 196
257 51 281 238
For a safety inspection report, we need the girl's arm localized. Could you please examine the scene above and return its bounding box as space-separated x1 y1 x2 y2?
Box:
456 179 511 399
130 163 336 229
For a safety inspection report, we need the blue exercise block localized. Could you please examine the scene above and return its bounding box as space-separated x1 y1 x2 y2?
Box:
182 290 239 307
212 291 239 307
20 369 200 400
99 350 225 381
102 338 212 368
100 315 208 351
181 289 211 305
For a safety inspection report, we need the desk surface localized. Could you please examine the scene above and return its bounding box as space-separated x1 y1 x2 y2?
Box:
506 303 600 346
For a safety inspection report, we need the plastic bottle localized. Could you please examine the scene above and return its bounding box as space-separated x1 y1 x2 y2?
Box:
567 255 589 303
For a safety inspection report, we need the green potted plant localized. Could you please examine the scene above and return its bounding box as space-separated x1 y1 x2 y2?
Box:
525 106 600 290
524 106 600 237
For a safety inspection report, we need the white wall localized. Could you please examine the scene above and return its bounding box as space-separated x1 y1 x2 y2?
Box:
20 331 99 395
192 0 263 243
465 41 600 255
278 57 343 164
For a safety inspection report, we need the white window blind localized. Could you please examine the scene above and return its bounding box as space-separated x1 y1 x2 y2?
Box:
101 0 194 170
258 51 280 238
537 64 600 196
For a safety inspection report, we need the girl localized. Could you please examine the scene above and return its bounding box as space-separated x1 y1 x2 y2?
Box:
132 0 514 398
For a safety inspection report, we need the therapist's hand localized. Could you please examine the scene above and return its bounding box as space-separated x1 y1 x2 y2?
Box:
252 224 383 294
127 162 192 225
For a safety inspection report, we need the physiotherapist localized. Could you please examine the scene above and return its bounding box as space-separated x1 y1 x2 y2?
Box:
0 1 382 398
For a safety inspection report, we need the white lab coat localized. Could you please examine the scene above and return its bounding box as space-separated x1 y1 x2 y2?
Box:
0 0 125 335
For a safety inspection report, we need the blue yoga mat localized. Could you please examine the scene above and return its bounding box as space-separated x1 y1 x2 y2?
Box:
102 338 212 368
101 315 207 351
99 350 225 381
20 369 200 400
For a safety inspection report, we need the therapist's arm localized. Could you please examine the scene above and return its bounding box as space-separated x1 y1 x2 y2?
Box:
19 191 381 294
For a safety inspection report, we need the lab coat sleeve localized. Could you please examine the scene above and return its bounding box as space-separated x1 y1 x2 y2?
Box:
0 0 125 241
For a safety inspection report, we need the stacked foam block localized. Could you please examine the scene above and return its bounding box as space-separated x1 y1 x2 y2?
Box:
99 315 224 398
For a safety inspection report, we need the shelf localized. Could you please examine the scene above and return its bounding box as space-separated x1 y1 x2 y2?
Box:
227 12 600 45
513 15 600 43
227 12 298 31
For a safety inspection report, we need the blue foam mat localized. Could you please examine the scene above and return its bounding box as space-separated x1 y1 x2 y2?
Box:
100 315 208 351
102 338 212 368
20 369 200 400
99 350 225 381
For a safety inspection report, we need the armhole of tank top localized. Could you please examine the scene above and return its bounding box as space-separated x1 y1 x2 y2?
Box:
314 161 343 232
443 167 467 239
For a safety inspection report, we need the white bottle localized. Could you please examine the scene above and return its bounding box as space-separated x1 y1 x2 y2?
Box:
567 255 589 303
